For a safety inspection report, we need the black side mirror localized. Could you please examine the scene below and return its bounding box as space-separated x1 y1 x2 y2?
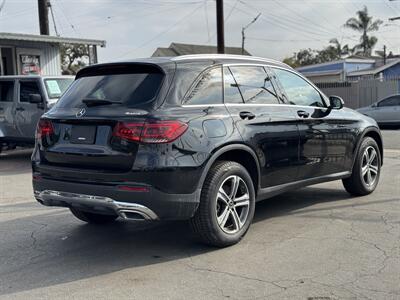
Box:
29 93 42 104
329 95 344 110
371 103 377 108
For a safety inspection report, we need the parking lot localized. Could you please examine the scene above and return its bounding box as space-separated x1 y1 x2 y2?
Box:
0 130 399 300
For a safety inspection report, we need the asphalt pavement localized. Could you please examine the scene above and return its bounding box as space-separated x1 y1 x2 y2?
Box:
0 129 399 299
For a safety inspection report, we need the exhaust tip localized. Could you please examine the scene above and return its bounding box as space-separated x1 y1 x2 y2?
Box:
120 211 147 221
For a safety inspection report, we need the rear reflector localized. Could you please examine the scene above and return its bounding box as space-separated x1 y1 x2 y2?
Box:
118 186 150 192
113 120 188 144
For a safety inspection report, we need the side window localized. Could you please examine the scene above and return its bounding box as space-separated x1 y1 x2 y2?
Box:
273 68 326 107
20 81 41 103
185 67 223 105
223 67 243 103
0 81 14 102
378 97 399 107
229 66 279 104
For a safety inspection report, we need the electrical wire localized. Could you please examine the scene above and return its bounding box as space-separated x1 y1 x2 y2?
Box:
206 0 239 43
116 3 204 59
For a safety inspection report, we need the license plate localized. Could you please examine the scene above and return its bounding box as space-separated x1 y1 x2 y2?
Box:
70 125 96 144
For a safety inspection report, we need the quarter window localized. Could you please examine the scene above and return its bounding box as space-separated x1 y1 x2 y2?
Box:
185 67 223 105
20 81 41 103
229 66 279 104
0 81 14 102
273 68 326 107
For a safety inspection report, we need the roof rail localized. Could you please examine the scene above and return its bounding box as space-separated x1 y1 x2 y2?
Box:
171 54 287 66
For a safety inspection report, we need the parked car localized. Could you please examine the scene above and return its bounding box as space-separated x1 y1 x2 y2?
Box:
357 94 400 126
32 55 383 247
0 75 74 153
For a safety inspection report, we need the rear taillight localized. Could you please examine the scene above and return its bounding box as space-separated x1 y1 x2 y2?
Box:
113 120 188 144
36 119 54 139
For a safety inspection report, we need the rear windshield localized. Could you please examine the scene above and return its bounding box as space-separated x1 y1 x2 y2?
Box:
55 66 164 108
44 78 74 99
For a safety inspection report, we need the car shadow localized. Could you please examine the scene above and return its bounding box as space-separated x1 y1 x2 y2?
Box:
0 149 32 176
0 186 379 296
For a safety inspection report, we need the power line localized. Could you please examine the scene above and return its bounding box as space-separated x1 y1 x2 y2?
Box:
48 0 60 36
116 3 204 59
233 1 335 41
268 0 340 37
54 0 80 36
206 0 238 43
204 0 210 41
0 0 6 15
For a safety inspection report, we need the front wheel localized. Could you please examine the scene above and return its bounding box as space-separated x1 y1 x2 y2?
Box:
343 137 381 196
190 161 255 247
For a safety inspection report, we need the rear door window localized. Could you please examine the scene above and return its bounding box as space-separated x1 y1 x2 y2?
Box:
19 81 41 103
223 67 243 104
0 81 14 102
56 65 164 108
229 66 279 105
185 67 223 105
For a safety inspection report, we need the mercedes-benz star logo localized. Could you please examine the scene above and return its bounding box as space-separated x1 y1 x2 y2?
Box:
76 108 86 117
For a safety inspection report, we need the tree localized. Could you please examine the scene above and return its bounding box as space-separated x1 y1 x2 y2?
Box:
329 38 350 57
283 39 351 68
344 6 382 56
60 44 89 75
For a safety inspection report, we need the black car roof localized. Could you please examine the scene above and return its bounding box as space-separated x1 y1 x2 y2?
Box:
76 54 292 78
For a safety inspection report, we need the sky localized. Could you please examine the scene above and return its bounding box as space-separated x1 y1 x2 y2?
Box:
1 0 400 63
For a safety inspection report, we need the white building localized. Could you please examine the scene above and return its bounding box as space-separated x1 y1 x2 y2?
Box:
0 32 105 76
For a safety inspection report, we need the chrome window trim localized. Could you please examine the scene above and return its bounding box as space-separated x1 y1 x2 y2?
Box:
171 54 287 67
181 102 329 111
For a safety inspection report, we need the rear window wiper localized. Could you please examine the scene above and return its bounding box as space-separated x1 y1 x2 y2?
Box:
82 98 122 107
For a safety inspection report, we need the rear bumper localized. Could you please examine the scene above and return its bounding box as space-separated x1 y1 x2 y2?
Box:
33 177 200 221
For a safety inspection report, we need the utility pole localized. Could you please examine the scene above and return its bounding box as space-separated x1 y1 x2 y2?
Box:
241 13 261 55
38 0 49 35
216 0 225 54
383 45 387 65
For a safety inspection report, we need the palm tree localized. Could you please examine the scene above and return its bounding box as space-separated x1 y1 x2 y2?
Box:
344 6 382 56
329 38 350 57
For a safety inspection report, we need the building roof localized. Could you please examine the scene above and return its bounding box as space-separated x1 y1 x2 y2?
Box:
152 42 251 57
0 32 106 47
299 69 343 77
347 59 400 76
296 58 376 72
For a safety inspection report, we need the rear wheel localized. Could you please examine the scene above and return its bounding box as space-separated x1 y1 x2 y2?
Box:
190 161 255 247
70 207 118 224
343 137 381 196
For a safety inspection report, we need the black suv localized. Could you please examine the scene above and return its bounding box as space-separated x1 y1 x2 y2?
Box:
32 55 383 247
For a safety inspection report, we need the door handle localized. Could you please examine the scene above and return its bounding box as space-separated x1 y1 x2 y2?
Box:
239 111 256 120
16 107 25 111
297 110 310 118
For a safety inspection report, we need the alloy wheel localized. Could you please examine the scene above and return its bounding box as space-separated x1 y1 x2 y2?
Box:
216 175 250 234
361 146 379 187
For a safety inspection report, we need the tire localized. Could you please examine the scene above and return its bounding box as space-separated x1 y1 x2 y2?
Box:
343 137 381 196
190 161 256 247
70 207 118 224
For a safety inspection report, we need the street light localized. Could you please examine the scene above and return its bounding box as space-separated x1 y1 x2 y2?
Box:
241 13 261 55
